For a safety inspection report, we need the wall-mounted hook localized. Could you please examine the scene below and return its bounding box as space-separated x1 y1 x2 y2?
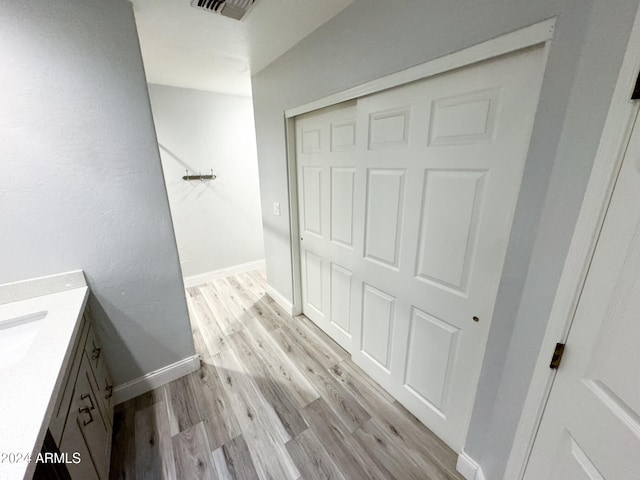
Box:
182 168 217 182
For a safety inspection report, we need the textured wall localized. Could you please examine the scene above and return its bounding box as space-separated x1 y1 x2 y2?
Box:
147 84 264 278
251 0 639 477
0 0 195 385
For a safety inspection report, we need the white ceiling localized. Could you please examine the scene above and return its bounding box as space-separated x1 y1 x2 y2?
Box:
131 0 352 97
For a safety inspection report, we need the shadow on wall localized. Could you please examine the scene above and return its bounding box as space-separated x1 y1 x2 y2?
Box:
88 293 187 383
159 143 216 201
159 143 214 184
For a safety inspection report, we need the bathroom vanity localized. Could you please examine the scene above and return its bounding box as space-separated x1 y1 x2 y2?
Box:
0 272 113 480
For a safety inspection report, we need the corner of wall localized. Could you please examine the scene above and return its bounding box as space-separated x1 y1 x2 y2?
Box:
112 354 200 404
265 283 294 315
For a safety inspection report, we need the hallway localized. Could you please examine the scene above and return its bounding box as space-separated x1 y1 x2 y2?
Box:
109 270 462 479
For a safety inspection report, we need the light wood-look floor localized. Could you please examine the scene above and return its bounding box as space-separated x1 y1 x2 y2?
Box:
109 270 463 480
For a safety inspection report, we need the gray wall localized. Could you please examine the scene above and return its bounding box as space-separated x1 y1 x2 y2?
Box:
251 0 639 478
0 0 195 385
147 85 264 278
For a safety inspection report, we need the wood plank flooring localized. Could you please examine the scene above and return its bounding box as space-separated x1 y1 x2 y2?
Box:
109 270 463 480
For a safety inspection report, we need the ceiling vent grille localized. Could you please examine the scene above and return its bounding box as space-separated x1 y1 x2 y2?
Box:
191 0 256 21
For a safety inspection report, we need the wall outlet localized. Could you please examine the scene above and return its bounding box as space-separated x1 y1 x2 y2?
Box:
273 202 280 216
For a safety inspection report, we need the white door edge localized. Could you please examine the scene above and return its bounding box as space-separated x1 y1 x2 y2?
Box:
284 18 555 119
503 6 640 480
285 116 304 317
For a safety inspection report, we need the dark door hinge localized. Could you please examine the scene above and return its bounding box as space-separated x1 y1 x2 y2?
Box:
632 70 640 99
549 342 566 369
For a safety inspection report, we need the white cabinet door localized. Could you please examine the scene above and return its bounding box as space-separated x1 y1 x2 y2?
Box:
84 320 114 427
60 420 100 480
296 45 546 451
60 354 111 480
524 113 640 480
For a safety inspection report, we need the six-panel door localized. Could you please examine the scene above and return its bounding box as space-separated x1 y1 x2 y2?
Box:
296 45 546 450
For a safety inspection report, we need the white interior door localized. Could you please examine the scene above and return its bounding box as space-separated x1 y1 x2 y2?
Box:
524 113 640 480
296 45 546 451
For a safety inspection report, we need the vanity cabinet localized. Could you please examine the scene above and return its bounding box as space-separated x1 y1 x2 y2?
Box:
84 323 114 423
47 307 113 480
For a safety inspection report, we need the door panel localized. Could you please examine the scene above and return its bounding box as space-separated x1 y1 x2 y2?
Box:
304 250 324 315
429 88 500 146
361 283 396 371
330 167 355 247
301 128 321 153
364 169 406 269
331 121 356 151
549 434 605 480
525 112 640 479
302 167 323 236
404 307 460 413
416 169 487 293
368 108 411 149
330 262 352 334
296 45 545 451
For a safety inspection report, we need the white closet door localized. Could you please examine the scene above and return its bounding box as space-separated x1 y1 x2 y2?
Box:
524 111 640 480
296 45 545 451
297 101 358 351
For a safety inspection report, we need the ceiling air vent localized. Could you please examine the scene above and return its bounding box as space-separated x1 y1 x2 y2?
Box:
191 0 256 21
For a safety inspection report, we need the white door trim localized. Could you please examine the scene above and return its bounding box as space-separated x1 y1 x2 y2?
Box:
285 116 304 316
284 17 557 322
284 18 555 119
503 6 640 479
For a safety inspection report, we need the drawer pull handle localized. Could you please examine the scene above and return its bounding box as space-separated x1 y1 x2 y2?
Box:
79 406 94 426
81 393 95 411
92 346 102 360
105 384 113 399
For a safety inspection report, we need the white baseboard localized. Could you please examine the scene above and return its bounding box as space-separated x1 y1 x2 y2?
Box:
265 283 294 315
457 451 486 480
112 354 200 405
183 259 266 288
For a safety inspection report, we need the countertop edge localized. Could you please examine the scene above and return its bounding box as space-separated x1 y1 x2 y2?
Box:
0 271 87 306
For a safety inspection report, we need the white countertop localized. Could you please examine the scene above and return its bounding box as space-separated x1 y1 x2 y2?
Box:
0 272 89 480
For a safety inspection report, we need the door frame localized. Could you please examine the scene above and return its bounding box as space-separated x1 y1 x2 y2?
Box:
283 17 556 317
504 7 640 480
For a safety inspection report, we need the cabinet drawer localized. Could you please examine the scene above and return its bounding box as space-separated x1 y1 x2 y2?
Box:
84 322 114 425
49 317 89 445
84 322 103 377
60 353 111 480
